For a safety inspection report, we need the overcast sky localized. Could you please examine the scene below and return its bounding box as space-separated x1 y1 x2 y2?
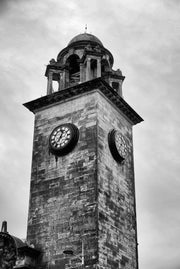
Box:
0 1 180 268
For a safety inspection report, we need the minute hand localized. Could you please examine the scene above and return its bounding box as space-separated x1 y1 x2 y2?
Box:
57 131 63 142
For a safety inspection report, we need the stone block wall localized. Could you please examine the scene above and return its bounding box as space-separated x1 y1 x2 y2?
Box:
27 92 99 269
97 92 138 269
27 89 138 269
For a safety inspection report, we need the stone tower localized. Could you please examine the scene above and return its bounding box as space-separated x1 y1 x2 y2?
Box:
24 33 143 269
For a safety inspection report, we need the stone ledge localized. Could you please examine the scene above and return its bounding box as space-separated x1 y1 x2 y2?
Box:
23 78 143 125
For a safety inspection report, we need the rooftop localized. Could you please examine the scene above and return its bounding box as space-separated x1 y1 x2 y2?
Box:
68 33 103 46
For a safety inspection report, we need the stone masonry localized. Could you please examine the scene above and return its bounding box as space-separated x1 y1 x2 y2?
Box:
97 92 138 269
27 92 98 269
25 78 142 269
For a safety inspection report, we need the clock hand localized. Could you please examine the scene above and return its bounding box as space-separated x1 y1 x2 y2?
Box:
57 131 63 142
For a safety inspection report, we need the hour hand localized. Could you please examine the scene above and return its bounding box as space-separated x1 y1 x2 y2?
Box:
57 131 63 142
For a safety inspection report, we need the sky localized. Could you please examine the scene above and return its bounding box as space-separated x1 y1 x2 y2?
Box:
0 0 180 268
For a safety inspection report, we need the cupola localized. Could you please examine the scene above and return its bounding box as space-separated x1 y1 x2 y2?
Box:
45 33 125 97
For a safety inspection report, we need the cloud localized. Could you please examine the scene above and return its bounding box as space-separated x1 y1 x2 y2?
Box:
0 0 12 14
0 1 180 268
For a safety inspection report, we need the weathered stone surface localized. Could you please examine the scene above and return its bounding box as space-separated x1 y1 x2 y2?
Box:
97 92 138 269
27 92 98 269
27 85 139 269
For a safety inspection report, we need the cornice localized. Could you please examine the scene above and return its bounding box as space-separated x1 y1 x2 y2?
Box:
23 78 143 125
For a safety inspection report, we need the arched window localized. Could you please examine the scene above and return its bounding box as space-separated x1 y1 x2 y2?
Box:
66 54 80 85
90 59 97 78
112 81 119 92
52 80 59 92
101 59 110 74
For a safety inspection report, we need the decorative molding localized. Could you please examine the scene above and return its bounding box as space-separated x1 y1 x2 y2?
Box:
23 78 143 125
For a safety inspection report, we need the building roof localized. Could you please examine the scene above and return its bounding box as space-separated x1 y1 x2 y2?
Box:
68 33 103 46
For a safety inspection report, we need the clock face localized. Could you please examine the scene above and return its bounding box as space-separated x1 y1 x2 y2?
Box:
108 129 128 163
50 125 71 149
49 123 79 156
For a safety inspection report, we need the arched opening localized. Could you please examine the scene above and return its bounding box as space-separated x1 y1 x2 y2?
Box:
52 80 59 92
90 59 97 79
66 54 80 85
112 81 119 92
101 59 110 74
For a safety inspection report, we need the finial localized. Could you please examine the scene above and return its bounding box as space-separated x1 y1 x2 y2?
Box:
85 24 87 33
1 221 8 233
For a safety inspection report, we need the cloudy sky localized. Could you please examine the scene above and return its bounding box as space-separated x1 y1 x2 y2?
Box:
0 0 180 268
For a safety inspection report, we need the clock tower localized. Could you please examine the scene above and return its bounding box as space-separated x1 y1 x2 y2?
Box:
24 33 143 269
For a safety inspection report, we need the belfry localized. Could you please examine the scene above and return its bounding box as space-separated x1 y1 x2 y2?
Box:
45 33 124 96
0 33 143 269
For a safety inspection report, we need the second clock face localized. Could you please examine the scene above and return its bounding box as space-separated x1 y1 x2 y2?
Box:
49 123 79 156
115 132 128 159
108 129 128 163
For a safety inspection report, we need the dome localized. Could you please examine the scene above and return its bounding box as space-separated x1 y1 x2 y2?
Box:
68 33 103 46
